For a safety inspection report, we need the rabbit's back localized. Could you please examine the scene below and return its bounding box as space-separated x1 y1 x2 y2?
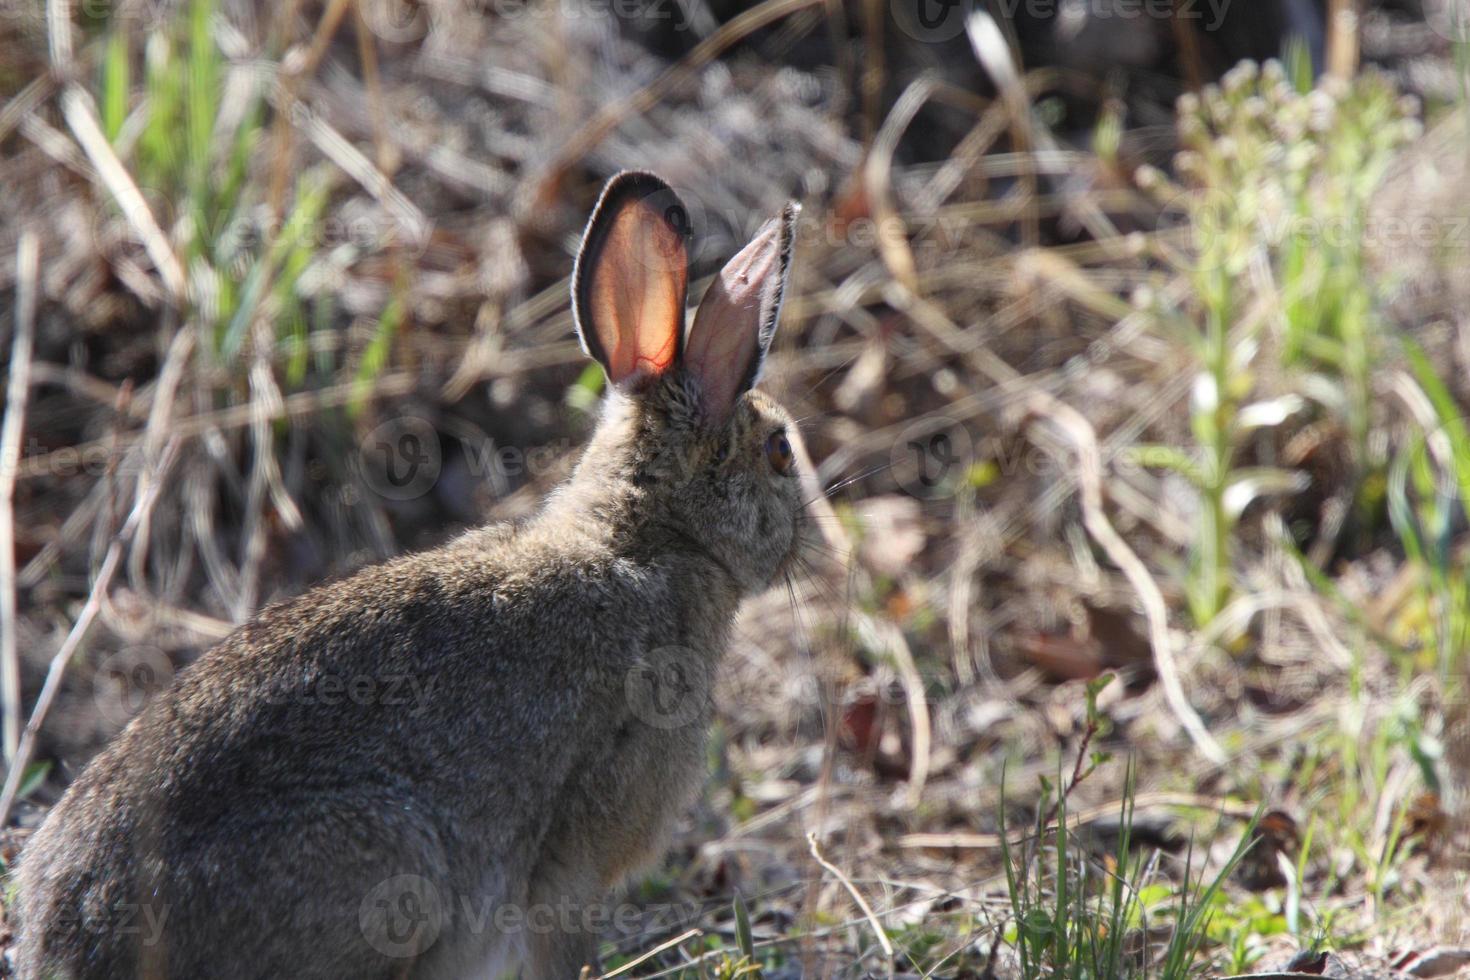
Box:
15 519 729 979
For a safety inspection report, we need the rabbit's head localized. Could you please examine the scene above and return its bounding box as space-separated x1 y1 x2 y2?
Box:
568 171 808 595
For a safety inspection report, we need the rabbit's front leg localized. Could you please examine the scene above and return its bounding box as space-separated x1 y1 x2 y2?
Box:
519 854 602 980
523 927 599 980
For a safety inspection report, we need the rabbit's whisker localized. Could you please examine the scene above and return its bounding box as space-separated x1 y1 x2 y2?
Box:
795 539 849 562
790 569 848 612
784 346 866 406
778 569 818 667
783 549 853 609
808 462 891 506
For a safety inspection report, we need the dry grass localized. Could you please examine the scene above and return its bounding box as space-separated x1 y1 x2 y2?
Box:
1 0 1469 975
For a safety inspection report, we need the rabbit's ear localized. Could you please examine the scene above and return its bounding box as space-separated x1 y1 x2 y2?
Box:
685 202 799 424
573 172 691 390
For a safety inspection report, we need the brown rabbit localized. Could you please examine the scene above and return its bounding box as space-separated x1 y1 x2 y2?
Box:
14 172 806 979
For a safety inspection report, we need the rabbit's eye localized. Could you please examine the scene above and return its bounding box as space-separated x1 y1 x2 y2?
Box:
765 431 795 476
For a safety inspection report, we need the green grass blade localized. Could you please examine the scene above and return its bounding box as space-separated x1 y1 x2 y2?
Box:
101 29 130 143
1404 338 1470 525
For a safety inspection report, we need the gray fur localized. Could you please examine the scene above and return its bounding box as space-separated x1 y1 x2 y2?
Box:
14 187 807 979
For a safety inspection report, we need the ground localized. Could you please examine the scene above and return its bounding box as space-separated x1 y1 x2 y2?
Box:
1 0 1469 976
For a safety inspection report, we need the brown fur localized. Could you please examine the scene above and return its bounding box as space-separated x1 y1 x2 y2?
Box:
14 177 806 980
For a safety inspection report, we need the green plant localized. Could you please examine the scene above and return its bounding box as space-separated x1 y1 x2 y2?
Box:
996 677 1259 978
1145 62 1418 625
1255 670 1444 943
96 0 330 371
709 901 764 980
1210 893 1290 975
999 764 1260 979
1387 341 1470 680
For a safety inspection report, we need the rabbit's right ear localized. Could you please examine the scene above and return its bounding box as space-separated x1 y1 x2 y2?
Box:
573 172 691 391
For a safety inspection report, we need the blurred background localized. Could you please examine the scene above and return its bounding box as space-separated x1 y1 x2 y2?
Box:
1 0 1469 974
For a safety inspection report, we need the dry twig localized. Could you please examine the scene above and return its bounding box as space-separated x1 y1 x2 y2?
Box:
806 831 894 965
1 232 39 763
1024 394 1228 764
59 87 188 303
0 441 180 826
595 928 702 979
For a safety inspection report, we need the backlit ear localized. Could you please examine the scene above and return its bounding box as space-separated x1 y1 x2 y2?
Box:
685 202 799 424
573 172 691 390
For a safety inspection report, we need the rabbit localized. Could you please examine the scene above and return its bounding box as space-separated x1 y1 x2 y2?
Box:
14 171 807 980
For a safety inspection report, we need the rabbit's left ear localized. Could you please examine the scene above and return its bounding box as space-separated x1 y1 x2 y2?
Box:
573 172 691 391
685 202 799 425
